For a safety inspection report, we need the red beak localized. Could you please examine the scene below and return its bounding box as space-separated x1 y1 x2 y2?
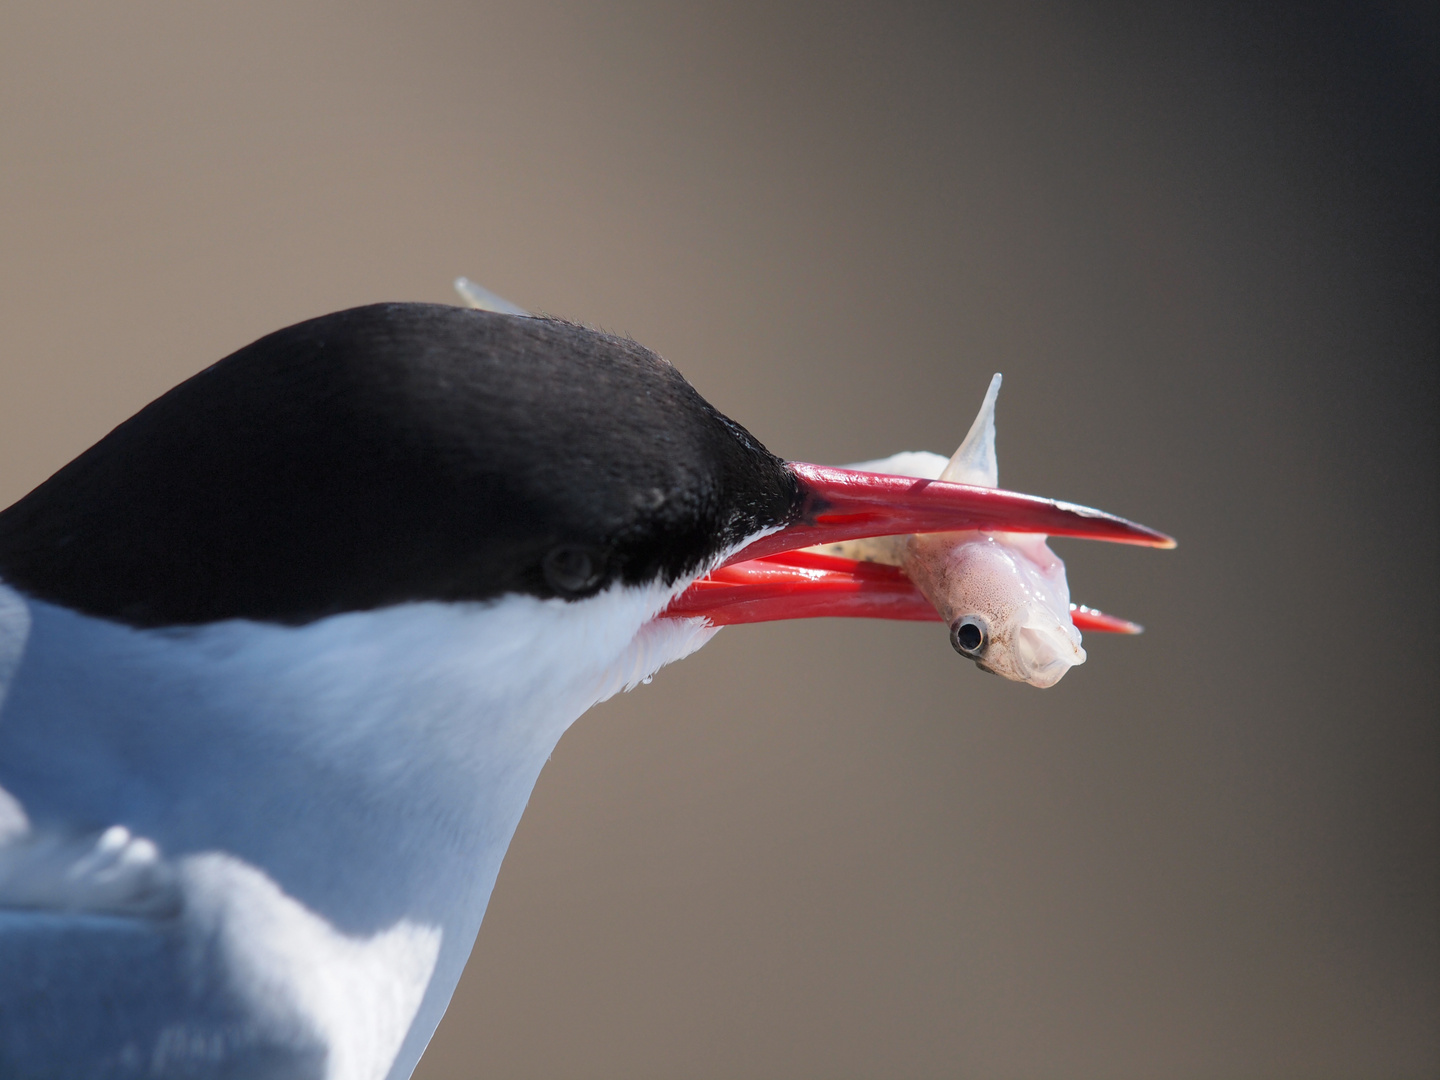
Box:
664 462 1171 633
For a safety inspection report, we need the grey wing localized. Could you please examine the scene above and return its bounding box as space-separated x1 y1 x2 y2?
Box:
0 588 313 1076
0 908 325 1079
0 828 326 1080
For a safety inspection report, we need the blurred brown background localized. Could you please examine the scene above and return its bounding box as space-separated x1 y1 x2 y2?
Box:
1 3 1435 1077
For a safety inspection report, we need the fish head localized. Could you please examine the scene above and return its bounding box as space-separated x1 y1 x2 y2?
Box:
842 372 1089 687
908 531 1086 688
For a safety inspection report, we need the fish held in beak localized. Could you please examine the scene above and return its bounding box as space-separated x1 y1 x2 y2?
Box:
815 374 1088 687
909 373 1084 687
663 373 1171 687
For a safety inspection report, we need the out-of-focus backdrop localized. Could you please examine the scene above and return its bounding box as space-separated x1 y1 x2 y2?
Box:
1 3 1435 1077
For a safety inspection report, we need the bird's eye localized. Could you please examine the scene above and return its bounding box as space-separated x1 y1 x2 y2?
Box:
542 545 605 597
950 615 989 658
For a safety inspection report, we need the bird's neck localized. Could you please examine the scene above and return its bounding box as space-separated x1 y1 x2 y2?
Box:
0 580 718 1080
2 582 716 920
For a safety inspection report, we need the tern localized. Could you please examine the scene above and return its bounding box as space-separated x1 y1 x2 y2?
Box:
0 299 1171 1079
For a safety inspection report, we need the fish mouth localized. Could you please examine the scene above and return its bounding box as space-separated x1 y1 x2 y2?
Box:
1011 617 1087 688
662 462 1170 630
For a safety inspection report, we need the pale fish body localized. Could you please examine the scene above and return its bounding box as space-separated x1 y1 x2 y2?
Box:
820 375 1086 688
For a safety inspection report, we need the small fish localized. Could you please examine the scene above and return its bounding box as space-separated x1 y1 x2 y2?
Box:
819 375 1087 688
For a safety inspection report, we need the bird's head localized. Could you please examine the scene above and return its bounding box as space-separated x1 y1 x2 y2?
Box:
0 303 1169 688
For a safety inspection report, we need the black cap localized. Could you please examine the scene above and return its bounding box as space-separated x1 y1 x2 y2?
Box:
0 304 801 627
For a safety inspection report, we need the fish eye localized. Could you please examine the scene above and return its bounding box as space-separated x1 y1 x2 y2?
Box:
543 545 605 597
950 615 989 658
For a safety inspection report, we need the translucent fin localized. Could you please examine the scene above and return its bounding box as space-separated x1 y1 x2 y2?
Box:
453 277 530 316
939 373 1001 488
